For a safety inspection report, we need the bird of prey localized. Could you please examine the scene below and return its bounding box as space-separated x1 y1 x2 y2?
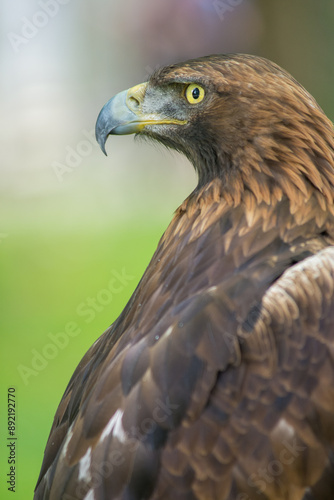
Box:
35 54 334 500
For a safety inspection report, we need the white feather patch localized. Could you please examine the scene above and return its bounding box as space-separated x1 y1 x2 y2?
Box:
83 488 95 500
275 418 295 439
78 446 92 482
61 423 74 458
100 408 127 443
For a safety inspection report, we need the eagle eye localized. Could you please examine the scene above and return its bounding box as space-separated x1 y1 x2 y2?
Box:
185 84 205 104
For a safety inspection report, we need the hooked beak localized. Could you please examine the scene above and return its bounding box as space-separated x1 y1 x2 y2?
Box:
95 82 186 155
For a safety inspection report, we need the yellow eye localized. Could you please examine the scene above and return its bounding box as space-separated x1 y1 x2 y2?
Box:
185 84 205 104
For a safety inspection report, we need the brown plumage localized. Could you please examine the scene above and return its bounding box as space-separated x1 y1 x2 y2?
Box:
35 54 334 500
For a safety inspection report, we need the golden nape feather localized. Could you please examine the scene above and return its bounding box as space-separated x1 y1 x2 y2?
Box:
35 54 334 500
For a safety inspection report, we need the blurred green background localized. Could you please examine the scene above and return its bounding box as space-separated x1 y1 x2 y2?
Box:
1 1 334 498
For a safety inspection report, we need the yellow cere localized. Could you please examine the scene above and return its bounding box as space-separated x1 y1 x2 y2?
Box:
185 83 205 104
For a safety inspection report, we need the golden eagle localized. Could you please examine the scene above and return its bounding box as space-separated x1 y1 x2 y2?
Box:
35 54 334 500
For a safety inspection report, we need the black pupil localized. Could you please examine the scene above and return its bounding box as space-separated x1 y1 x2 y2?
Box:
192 87 200 99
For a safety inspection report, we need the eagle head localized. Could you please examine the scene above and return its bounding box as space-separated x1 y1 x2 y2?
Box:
96 54 334 194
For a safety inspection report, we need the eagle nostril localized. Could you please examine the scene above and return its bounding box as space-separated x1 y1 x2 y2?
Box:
128 95 141 111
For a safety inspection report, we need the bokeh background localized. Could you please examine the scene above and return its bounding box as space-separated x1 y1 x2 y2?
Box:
1 0 334 498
